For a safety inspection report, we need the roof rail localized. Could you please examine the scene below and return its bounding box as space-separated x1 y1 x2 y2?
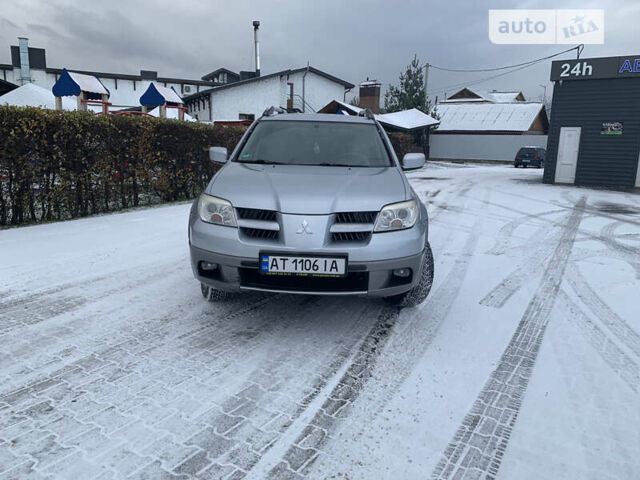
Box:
357 108 376 120
262 106 287 117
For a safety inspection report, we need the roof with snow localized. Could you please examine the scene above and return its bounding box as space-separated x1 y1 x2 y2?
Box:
139 83 183 106
52 68 110 99
317 100 439 132
440 88 525 104
376 109 439 131
185 66 354 100
0 83 77 110
435 102 546 133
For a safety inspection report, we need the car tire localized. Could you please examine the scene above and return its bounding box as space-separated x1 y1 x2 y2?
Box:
384 242 434 308
201 282 235 302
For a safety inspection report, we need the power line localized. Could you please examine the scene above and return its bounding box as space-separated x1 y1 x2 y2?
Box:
426 45 582 73
427 61 543 97
425 44 583 98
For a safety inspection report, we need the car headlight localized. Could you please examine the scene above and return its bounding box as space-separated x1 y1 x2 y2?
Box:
374 200 418 232
198 194 237 227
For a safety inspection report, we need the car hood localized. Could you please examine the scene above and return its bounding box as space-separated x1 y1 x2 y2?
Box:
207 162 408 214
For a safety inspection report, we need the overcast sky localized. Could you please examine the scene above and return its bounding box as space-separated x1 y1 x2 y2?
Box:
2 0 640 104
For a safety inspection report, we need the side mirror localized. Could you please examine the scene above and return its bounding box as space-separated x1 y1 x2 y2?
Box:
401 153 425 171
209 146 228 164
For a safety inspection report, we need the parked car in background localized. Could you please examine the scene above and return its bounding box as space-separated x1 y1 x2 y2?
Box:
514 146 545 168
189 109 434 308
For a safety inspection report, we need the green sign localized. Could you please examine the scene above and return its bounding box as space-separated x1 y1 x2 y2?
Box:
601 122 623 135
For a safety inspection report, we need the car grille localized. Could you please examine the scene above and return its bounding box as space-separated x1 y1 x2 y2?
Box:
331 231 371 242
334 211 378 224
236 207 277 222
330 211 377 243
241 228 279 240
236 207 280 241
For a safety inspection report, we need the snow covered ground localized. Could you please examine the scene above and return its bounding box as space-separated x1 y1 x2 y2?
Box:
0 163 639 479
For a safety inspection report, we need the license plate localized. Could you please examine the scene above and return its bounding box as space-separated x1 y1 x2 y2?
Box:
260 254 346 276
522 159 530 163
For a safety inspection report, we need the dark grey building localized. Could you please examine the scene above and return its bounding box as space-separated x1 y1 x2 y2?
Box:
544 55 640 188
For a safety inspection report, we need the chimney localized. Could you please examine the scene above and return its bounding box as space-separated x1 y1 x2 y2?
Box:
253 21 261 77
18 37 31 85
358 78 381 114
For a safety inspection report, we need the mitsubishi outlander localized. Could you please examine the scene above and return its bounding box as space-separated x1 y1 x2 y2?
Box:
188 109 434 307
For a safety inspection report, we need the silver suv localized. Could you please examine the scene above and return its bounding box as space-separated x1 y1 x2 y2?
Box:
188 110 434 307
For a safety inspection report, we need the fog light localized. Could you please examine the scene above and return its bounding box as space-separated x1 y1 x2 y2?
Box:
201 261 218 271
392 268 411 278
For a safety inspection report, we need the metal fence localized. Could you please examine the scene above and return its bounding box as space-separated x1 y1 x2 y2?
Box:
429 134 548 162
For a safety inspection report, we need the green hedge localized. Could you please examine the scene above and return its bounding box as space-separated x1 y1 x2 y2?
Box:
0 106 245 226
0 107 417 227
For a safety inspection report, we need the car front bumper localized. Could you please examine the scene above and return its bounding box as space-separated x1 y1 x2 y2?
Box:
190 245 426 297
189 212 428 297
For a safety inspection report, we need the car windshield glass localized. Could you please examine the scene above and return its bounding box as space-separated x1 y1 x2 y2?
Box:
518 148 537 155
236 120 392 167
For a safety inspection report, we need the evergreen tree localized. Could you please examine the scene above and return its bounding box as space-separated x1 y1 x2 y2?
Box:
383 55 434 115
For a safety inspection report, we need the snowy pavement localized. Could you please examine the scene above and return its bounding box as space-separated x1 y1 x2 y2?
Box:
1 163 639 479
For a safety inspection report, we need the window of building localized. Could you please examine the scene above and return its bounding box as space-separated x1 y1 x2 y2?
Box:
287 82 294 109
239 113 255 121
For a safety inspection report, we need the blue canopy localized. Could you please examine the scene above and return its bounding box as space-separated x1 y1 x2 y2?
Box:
52 68 110 100
139 83 183 107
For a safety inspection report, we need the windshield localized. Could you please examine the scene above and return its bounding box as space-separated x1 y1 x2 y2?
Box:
236 120 392 167
518 148 537 155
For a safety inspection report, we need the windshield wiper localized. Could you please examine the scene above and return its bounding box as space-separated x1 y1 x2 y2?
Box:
236 159 286 165
318 162 354 167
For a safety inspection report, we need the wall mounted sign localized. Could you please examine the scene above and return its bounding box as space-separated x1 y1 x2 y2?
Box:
551 56 640 81
601 122 623 135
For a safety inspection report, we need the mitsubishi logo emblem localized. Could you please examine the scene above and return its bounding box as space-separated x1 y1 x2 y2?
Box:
296 219 313 235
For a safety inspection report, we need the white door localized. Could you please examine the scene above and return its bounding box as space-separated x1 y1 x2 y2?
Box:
555 127 581 184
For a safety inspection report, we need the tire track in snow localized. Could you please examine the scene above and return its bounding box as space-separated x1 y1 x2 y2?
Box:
244 306 402 479
174 303 396 479
431 197 585 480
426 180 474 223
601 220 640 257
0 298 371 479
565 263 640 360
263 187 489 479
480 213 640 310
479 224 557 308
545 303 640 480
0 286 295 396
485 209 564 256
557 289 639 393
0 258 187 334
0 292 281 396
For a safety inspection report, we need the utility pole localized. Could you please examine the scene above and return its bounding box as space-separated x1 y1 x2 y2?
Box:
539 84 547 104
424 62 429 111
423 62 431 160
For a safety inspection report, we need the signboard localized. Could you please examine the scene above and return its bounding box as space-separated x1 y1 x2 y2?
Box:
550 56 640 81
601 122 623 135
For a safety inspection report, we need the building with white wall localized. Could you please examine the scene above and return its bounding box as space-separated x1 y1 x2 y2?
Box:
1 38 353 123
429 87 549 162
0 38 219 110
185 66 354 123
